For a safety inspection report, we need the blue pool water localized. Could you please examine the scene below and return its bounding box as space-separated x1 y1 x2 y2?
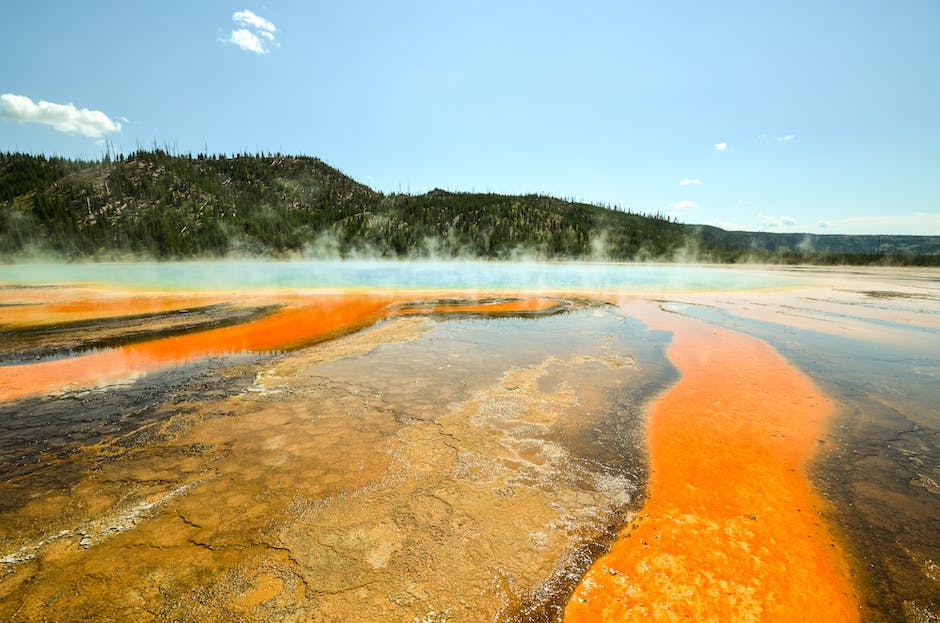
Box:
0 260 801 292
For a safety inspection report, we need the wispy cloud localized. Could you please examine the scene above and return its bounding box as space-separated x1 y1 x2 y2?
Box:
0 93 121 138
227 9 277 54
812 213 940 235
758 212 796 228
708 219 746 231
233 9 276 33
714 141 728 152
757 133 798 144
670 200 699 210
679 178 702 187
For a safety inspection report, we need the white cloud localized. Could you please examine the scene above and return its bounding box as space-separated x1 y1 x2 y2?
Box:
714 141 728 151
758 212 797 228
227 10 277 54
233 10 276 33
811 213 940 235
670 200 699 210
230 28 267 54
679 178 702 186
0 93 121 138
779 134 796 142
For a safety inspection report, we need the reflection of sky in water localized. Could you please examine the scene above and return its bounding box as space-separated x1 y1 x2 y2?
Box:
320 307 674 418
0 260 802 292
781 306 939 334
662 302 939 436
313 306 676 477
663 302 940 409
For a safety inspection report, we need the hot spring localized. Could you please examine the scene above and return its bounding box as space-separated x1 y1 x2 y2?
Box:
0 261 937 622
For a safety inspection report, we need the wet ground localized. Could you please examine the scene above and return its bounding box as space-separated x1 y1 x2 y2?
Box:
0 265 938 622
0 287 675 622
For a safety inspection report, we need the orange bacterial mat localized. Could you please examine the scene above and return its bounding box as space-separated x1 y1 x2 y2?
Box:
0 292 562 402
0 294 395 401
563 302 860 622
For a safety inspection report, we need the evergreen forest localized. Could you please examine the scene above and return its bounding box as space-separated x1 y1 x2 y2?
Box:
2 151 938 265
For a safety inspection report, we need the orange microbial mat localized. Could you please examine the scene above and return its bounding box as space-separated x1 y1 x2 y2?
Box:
0 290 561 401
564 302 859 622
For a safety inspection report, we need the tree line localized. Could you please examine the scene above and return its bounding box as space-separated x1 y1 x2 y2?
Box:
1 150 938 265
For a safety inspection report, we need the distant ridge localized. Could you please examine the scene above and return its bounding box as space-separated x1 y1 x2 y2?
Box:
1 151 938 265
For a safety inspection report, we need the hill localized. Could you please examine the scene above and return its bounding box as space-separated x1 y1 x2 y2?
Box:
690 224 940 264
1 151 938 265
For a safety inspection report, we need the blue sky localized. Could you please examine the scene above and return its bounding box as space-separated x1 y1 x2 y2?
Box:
2 1 938 235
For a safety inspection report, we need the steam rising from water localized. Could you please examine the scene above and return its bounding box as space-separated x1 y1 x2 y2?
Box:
0 260 802 292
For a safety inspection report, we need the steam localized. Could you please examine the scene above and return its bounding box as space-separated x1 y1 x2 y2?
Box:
796 234 816 253
0 259 802 295
0 223 818 268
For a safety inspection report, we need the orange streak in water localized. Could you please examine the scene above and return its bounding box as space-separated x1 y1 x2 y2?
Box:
0 293 561 402
0 294 396 401
0 293 234 328
564 302 859 622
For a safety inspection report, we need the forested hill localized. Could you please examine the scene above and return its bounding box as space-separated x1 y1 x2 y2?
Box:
2 151 938 265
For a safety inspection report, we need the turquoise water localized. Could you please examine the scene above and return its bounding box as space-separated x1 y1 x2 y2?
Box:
0 260 801 292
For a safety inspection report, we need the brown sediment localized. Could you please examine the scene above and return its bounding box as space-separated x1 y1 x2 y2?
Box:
396 296 570 316
563 301 861 622
856 289 938 300
0 300 655 622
